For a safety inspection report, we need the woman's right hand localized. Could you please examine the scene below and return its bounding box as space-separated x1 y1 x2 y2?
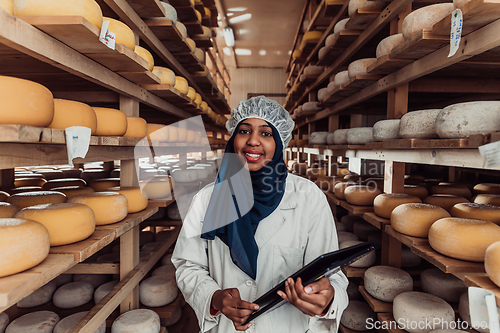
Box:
211 288 259 331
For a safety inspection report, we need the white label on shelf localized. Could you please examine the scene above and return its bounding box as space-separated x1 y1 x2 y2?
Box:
99 20 116 50
448 9 463 57
478 140 500 168
65 126 91 167
468 287 500 333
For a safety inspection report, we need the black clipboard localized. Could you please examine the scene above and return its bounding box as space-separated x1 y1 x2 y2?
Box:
243 240 378 324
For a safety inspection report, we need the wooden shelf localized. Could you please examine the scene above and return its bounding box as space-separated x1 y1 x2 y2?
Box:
367 55 413 75
384 226 427 248
345 9 382 29
363 212 390 230
191 35 213 49
141 84 202 113
96 206 159 239
49 229 116 262
144 19 191 54
325 1 344 17
127 0 166 18
382 139 472 149
148 198 175 208
343 266 367 278
317 30 362 66
359 286 393 313
391 29 449 60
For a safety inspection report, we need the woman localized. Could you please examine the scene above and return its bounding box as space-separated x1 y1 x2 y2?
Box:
172 96 348 332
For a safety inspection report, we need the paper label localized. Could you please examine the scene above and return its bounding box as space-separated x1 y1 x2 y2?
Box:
65 126 91 167
99 20 116 50
478 140 500 168
448 9 463 57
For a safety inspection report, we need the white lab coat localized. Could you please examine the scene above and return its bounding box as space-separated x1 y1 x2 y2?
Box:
172 174 349 333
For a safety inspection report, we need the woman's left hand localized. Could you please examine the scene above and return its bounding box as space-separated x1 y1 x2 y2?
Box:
277 277 334 316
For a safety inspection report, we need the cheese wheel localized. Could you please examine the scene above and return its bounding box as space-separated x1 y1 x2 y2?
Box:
0 76 54 127
423 194 469 211
402 4 455 39
13 0 103 29
157 1 177 23
103 17 135 50
344 185 381 206
201 101 208 113
337 231 359 244
48 99 97 135
5 311 59 333
134 46 154 71
324 34 337 48
364 265 413 302
17 280 56 308
68 192 128 225
139 275 178 307
53 281 93 308
373 119 400 141
194 48 204 62
309 132 330 145
54 311 105 333
347 281 362 301
486 241 500 287
123 116 147 139
340 240 375 267
161 253 173 266
0 313 8 333
204 7 210 17
187 87 196 100
474 194 500 206
429 217 500 261
174 76 189 94
152 264 176 278
302 31 322 42
186 37 196 52
89 178 120 191
334 181 357 200
399 109 441 139
304 65 324 76
43 178 86 190
316 176 337 191
393 292 455 333
302 101 322 113
147 123 168 142
51 186 94 198
348 0 385 16
292 49 302 59
94 280 119 304
53 274 73 288
334 18 349 35
93 107 127 136
348 58 377 79
333 129 349 144
107 186 148 213
352 220 379 240
7 191 66 209
450 202 500 224
376 34 404 58
1 0 13 14
474 183 500 195
403 185 428 200
166 126 178 142
347 127 374 144
201 26 212 37
391 203 450 237
194 93 202 106
430 184 471 199
340 300 376 331
175 21 187 38
0 202 19 218
334 70 350 86
420 268 467 303
152 66 176 85
111 309 160 333
374 193 422 218
306 168 327 180
318 87 329 102
140 176 174 199
73 274 109 289
160 305 182 327
14 177 46 188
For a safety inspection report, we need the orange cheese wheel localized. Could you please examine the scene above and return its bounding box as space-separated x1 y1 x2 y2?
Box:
485 241 500 287
14 177 47 188
450 203 500 224
428 217 500 261
373 193 422 218
50 186 94 198
391 203 450 237
7 191 66 209
0 191 9 202
187 87 196 101
474 194 500 206
0 202 19 218
134 46 154 71
306 168 327 180
123 116 147 139
431 184 471 199
140 176 174 200
103 17 135 51
6 186 43 195
0 218 50 277
152 66 176 86
174 76 189 94
335 181 357 200
107 186 148 213
16 203 95 246
194 93 202 106
423 194 469 211
403 185 429 200
147 124 168 142
474 183 500 195
93 107 127 136
68 192 128 225
89 178 120 192
42 178 86 190
48 99 97 135
344 185 382 206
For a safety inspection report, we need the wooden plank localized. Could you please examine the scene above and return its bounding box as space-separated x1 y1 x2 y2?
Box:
184 21 204 35
49 229 116 262
348 142 384 150
301 39 320 58
173 51 205 72
127 0 166 18
410 76 500 93
65 263 120 274
0 125 51 143
411 139 471 149
366 55 413 75
363 212 390 230
148 198 175 208
339 200 374 214
391 30 449 59
345 9 382 29
325 1 344 16
342 266 367 278
317 30 362 66
344 75 385 89
359 286 393 313
141 84 192 105
465 274 500 307
382 139 413 149
0 254 75 311
384 225 427 248
118 71 161 85
175 6 199 24
191 35 213 48
96 206 159 238
120 225 140 313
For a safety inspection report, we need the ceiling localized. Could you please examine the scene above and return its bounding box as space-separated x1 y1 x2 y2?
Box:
215 0 306 68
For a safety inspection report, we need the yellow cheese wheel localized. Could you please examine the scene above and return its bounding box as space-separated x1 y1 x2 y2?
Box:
0 76 54 127
16 203 95 246
6 186 43 195
431 184 471 199
48 99 97 134
50 186 94 198
391 203 450 237
474 194 500 206
428 217 500 261
187 87 196 101
450 203 500 224
176 22 187 38
134 46 154 71
68 192 128 225
43 178 86 190
194 9 201 21
123 116 147 139
0 191 9 202
140 176 174 199
14 177 47 188
177 127 187 142
474 183 500 195
7 191 66 209
306 168 327 180
201 26 212 37
344 185 382 206
201 101 208 113
147 124 168 142
186 130 195 143
0 202 19 218
186 38 196 51
152 66 176 86
334 182 356 200
1 0 13 14
13 0 103 29
423 194 470 211
204 7 210 18
194 93 202 106
194 48 204 62
174 76 189 94
103 17 135 51
403 185 429 200
107 186 148 213
337 168 350 177
485 241 500 287
303 31 323 41
292 50 302 59
0 218 50 277
373 193 422 218
89 178 121 192
93 107 128 136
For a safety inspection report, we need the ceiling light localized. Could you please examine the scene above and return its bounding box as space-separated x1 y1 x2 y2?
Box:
235 49 251 56
259 50 266 56
223 27 235 47
229 13 251 24
228 7 247 12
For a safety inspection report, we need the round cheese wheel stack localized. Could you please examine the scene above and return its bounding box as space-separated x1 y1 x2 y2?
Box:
43 178 86 190
13 0 103 28
401 246 422 267
160 306 182 327
423 194 469 211
0 76 54 127
374 193 422 218
399 109 441 139
93 107 127 136
17 280 56 308
68 192 128 225
431 184 471 199
51 186 94 198
14 177 46 188
48 99 97 134
0 313 8 333
303 65 324 76
376 34 404 58
353 220 379 240
393 292 455 333
147 124 168 142
5 311 59 333
348 58 377 79
335 181 357 200
344 185 382 206
333 129 349 144
404 185 428 200
429 217 500 261
348 0 385 16
474 183 500 195
152 264 176 278
450 202 500 224
346 127 374 144
16 203 95 246
340 300 376 331
123 116 147 139
302 101 322 114
107 187 148 213
7 191 66 209
152 66 176 85
420 268 467 303
337 231 359 244
53 311 105 333
140 176 174 199
486 241 500 287
334 70 350 86
373 119 400 141
53 282 94 308
94 280 119 304
364 266 413 302
73 274 109 289
174 76 189 94
0 202 19 218
139 275 178 307
340 240 375 267
103 17 135 50
309 132 330 145
401 4 455 39
134 46 154 71
391 203 450 237
111 309 160 333
89 178 120 192
474 194 500 206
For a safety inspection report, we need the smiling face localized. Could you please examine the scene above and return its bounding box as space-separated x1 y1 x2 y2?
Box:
233 118 276 172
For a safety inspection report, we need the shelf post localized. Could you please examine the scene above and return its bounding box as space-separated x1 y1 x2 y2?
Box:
0 169 14 189
384 161 405 194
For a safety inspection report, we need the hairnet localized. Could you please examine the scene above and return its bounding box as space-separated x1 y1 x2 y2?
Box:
226 96 295 148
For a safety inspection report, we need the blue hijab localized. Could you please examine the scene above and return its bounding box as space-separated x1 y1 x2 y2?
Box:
201 121 288 279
